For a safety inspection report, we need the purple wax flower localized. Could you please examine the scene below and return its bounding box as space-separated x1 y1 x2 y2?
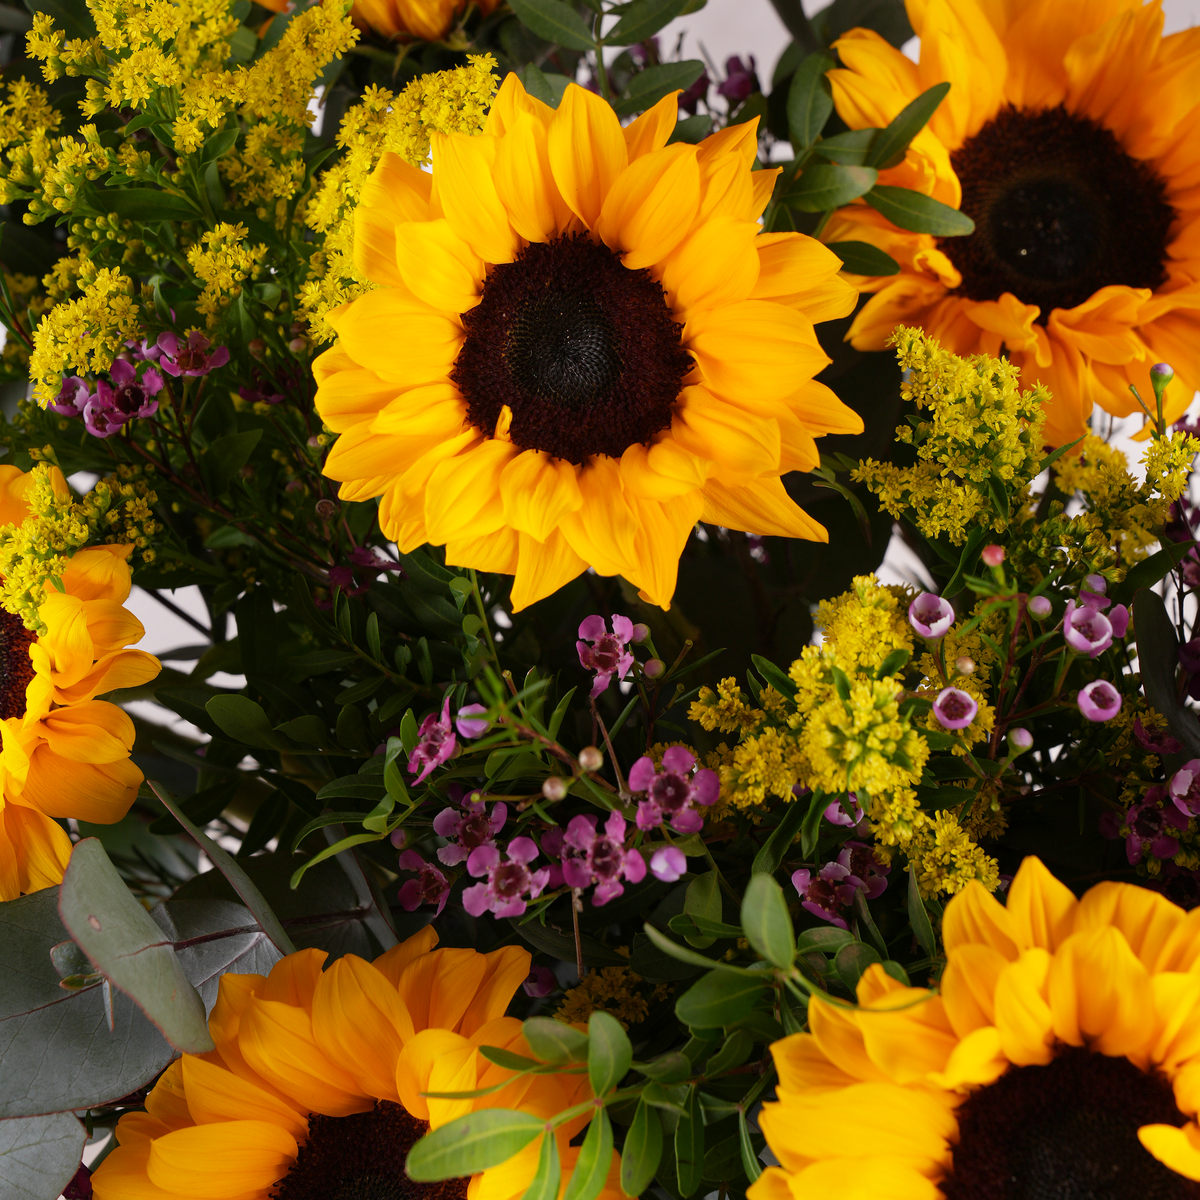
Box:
396 850 450 915
577 614 635 698
49 375 88 416
837 840 890 900
462 837 551 918
1181 638 1200 675
455 703 490 739
791 862 857 930
560 811 647 905
1108 605 1130 639
981 545 1005 567
908 593 954 640
522 965 558 998
824 794 864 827
1171 760 1200 817
1125 785 1188 864
407 695 456 785
1133 716 1182 755
1063 601 1114 658
83 392 124 438
934 687 978 730
678 68 710 115
649 844 686 882
628 746 719 834
433 798 507 866
156 330 230 377
97 357 162 421
1028 595 1052 619
717 55 758 103
1077 679 1122 722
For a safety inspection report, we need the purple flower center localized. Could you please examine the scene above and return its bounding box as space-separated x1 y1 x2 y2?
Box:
588 836 624 880
422 725 449 752
913 597 944 624
649 772 690 814
939 692 973 721
805 878 840 911
459 811 494 850
416 869 444 902
843 844 876 878
587 634 623 673
1133 806 1167 839
1073 613 1107 642
1090 682 1119 710
113 382 148 416
491 861 530 899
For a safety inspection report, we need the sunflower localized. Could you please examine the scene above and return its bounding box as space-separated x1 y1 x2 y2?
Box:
351 0 500 42
751 856 1200 1198
823 0 1200 446
314 76 862 610
92 929 622 1200
0 465 160 900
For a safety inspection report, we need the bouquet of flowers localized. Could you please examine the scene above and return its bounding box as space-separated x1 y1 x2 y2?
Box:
3 0 1200 1196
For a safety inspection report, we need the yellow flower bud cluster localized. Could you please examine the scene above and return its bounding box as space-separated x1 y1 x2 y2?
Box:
908 810 1001 898
186 222 269 327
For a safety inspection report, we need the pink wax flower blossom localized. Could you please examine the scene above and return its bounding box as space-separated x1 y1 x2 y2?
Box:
1077 679 1122 722
837 841 890 899
1108 605 1130 638
98 357 162 422
433 798 507 866
560 812 647 905
407 695 456 784
455 704 490 739
934 687 978 730
577 614 635 698
49 376 88 417
649 844 686 882
83 392 124 439
824 795 865 827
908 593 954 639
156 330 230 377
1125 785 1188 865
1027 595 1052 619
791 862 857 930
463 837 551 918
1134 716 1182 755
981 545 1005 567
396 850 450 915
1063 601 1114 657
628 746 719 834
1171 760 1200 817
717 54 758 103
522 966 558 998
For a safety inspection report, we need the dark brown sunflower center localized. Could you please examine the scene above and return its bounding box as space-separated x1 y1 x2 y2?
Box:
0 607 35 721
451 233 692 464
940 104 1175 322
270 1101 468 1200
941 1046 1200 1199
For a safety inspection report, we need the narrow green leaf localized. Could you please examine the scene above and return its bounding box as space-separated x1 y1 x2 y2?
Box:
737 1111 762 1182
786 163 877 212
865 184 975 236
606 0 689 47
1133 590 1200 757
587 1010 633 1097
675 1085 705 1197
667 913 743 939
795 926 855 955
907 867 937 958
507 0 594 49
749 654 797 703
851 887 888 960
522 1132 561 1200
641 924 759 976
675 971 768 1028
480 1046 543 1072
620 1101 664 1197
866 82 950 168
824 240 900 276
406 1110 546 1181
703 1028 754 1077
562 1110 613 1200
633 1051 692 1084
204 429 263 496
205 694 288 751
786 52 835 149
809 127 878 164
524 1016 590 1064
1119 539 1198 599
799 787 827 859
613 59 705 116
740 874 796 969
752 798 809 875
289 831 383 889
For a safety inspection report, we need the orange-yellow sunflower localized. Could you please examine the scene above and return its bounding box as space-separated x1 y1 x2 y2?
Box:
93 929 622 1200
351 0 500 42
823 0 1200 446
751 856 1200 1198
0 465 160 900
314 76 862 610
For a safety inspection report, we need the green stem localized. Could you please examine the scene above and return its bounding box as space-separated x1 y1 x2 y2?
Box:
469 568 501 669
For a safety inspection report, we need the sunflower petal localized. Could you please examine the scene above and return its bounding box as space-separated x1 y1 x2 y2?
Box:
548 84 629 228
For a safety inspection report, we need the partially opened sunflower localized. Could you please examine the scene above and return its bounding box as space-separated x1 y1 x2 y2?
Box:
314 75 862 610
823 0 1200 446
92 929 621 1200
0 465 160 900
752 856 1200 1198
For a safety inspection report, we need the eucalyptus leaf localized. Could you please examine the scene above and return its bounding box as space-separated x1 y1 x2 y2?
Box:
523 1132 561 1200
524 1016 590 1064
907 868 937 959
0 1112 86 1200
824 240 900 275
786 163 876 212
865 82 950 168
751 798 808 875
834 941 881 991
675 1085 705 1197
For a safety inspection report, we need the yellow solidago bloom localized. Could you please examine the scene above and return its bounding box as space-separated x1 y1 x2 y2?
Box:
907 809 1000 898
314 75 862 610
93 931 623 1200
0 466 160 901
753 857 1200 1197
353 0 500 42
822 0 1200 446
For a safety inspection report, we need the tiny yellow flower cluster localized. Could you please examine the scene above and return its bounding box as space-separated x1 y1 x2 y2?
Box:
28 266 140 403
87 467 163 561
555 964 666 1030
299 55 498 341
908 810 1001 898
1144 431 1200 504
853 328 1047 545
186 223 268 327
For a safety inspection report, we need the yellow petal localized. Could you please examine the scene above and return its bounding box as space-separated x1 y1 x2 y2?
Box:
445 527 521 576
807 997 892 1084
60 544 132 602
942 879 1019 959
771 1032 858 1096
328 287 462 386
846 276 948 351
313 346 403 433
619 437 710 501
939 942 1008 1036
397 945 488 1034
424 438 518 544
1072 879 1184 970
373 926 440 988
558 456 640 579
992 947 1055 1066
431 131 521 264
499 449 583 542
396 1027 477 1126
595 144 700 269
624 92 679 159
927 1024 1009 1091
394 218 485 314
146 1121 296 1196
509 530 589 611
486 71 554 137
493 112 573 244
661 216 761 313
751 232 846 297
548 83 628 228
1006 855 1078 951
671 387 782 478
370 382 469 438
1140 1122 1200 1182
782 1157 941 1200
457 946 533 1037
19 745 141 825
627 490 703 610
699 476 827 540
180 1054 308 1140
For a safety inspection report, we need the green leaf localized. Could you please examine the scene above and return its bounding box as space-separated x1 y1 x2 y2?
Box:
751 798 809 875
102 188 202 223
205 694 288 751
562 1110 613 1200
809 127 878 164
227 23 256 60
203 429 263 496
587 1010 632 1096
669 113 713 144
640 924 759 976
57 839 213 1053
480 1046 543 1072
737 1110 762 1182
23 0 95 39
795 926 855 956
614 59 705 116
667 913 743 939
749 655 797 703
683 869 722 948
633 1051 692 1084
675 1085 705 1197
675 971 768 1028
606 0 689 44
799 787 827 859
523 1016 590 1064
1118 539 1198 599
507 0 594 49
620 1101 664 1198
523 1132 561 1200
1134 589 1200 756
786 52 835 148
740 874 796 969
0 1112 86 1200
865 185 975 235
834 941 881 991
786 163 877 212
907 867 937 958
703 1028 754 1077
148 783 297 956
865 82 950 168
405 1110 546 1180
852 888 888 960
824 239 900 275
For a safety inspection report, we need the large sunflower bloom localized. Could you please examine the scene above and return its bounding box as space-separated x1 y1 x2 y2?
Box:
351 0 500 42
751 856 1200 1198
93 930 622 1200
314 76 862 610
823 0 1200 446
0 466 160 900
